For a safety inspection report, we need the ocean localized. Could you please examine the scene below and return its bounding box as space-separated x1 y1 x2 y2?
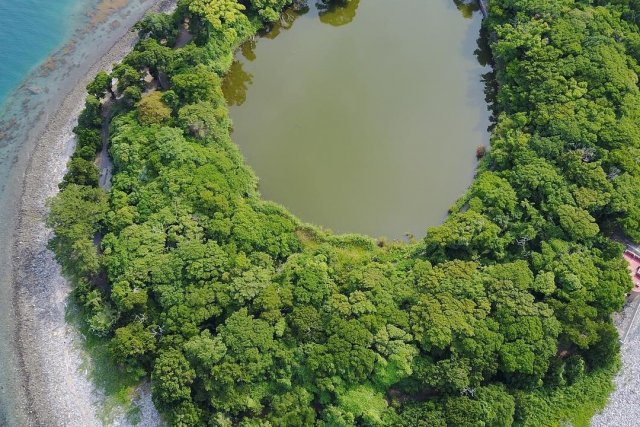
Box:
0 0 84 107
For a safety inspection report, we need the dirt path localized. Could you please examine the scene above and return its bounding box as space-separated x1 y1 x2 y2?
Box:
174 26 193 49
98 100 114 191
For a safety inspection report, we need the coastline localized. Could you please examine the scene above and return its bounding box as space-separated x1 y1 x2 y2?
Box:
7 0 175 425
592 297 640 425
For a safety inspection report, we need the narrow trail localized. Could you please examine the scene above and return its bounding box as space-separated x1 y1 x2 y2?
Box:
97 99 113 191
174 25 193 49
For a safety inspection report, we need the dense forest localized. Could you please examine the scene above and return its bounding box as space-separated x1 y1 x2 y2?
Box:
46 0 640 425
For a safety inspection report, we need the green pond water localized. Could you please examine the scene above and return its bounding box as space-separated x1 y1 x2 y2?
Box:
223 0 489 239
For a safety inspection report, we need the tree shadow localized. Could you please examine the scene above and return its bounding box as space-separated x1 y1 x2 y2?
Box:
317 0 360 27
451 0 497 130
240 39 257 62
222 2 315 106
264 3 310 39
474 22 499 130
451 0 479 19
221 0 362 107
222 60 254 107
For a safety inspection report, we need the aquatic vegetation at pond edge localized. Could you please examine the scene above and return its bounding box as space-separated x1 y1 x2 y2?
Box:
47 0 640 425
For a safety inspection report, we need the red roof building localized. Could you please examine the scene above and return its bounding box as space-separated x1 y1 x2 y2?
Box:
624 249 640 295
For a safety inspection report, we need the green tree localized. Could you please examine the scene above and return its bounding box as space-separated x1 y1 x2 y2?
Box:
87 71 112 98
172 64 223 104
178 101 229 140
556 204 600 240
47 185 108 278
110 322 156 377
249 0 291 22
152 349 196 405
60 157 99 188
135 12 178 43
188 0 246 30
137 91 172 125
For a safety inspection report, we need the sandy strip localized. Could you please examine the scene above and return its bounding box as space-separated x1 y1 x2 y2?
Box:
10 0 176 425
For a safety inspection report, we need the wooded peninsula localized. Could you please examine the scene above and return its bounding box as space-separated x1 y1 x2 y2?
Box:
46 0 640 425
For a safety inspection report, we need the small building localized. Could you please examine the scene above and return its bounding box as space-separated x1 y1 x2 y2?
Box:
624 248 640 298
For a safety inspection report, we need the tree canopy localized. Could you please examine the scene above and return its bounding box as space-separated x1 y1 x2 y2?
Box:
48 0 640 425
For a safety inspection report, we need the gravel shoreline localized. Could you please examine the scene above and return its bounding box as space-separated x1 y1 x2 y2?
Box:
10 1 175 425
591 297 640 426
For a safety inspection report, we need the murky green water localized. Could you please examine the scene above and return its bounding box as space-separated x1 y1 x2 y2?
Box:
224 0 488 239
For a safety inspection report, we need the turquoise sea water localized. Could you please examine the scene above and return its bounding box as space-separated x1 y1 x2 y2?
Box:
0 0 83 107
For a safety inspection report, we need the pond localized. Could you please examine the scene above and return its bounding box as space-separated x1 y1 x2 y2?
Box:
223 0 489 239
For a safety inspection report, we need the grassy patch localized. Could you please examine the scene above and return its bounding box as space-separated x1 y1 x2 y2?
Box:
65 299 144 425
515 361 619 427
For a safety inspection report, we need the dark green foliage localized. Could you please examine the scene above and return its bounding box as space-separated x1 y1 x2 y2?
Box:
74 127 101 153
113 64 143 94
48 0 640 425
77 95 102 129
135 12 178 44
122 86 142 106
59 157 99 188
171 64 222 104
247 0 292 22
87 71 112 98
398 402 446 427
110 322 157 378
124 38 174 75
178 101 229 140
47 185 108 278
152 349 196 406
